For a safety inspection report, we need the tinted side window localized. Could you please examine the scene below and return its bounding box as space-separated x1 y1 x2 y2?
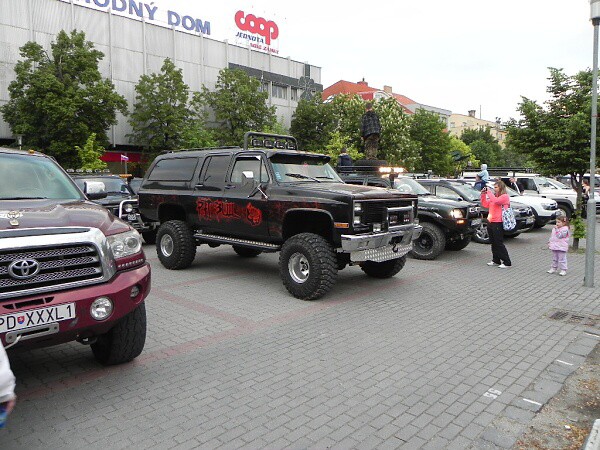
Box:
202 155 231 184
148 158 199 181
230 156 269 184
519 178 536 191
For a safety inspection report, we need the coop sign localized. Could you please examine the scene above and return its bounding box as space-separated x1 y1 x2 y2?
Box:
234 10 279 54
58 0 211 35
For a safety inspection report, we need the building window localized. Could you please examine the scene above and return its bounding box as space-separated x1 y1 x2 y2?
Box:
291 87 298 101
450 122 455 128
272 84 287 99
259 82 269 93
462 122 467 127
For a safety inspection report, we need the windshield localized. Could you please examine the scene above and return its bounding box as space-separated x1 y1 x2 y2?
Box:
393 178 430 195
270 154 342 183
544 178 570 190
74 177 132 195
450 183 481 201
534 177 560 190
0 153 83 200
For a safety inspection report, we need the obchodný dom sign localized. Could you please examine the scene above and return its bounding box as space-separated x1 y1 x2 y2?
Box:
58 0 282 54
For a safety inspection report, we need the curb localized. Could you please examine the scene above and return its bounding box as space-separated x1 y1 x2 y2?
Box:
584 419 600 450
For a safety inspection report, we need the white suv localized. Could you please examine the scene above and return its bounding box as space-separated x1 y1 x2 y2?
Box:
502 175 577 219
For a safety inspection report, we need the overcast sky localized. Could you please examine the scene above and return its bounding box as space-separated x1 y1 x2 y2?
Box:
157 0 591 123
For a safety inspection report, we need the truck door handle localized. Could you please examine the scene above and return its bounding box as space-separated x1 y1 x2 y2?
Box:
194 183 204 188
225 184 236 189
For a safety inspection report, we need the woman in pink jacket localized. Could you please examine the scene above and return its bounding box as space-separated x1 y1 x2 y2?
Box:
481 180 512 268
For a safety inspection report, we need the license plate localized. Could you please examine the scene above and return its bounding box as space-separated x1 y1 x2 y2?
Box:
471 218 482 226
526 217 534 224
0 303 75 333
127 213 137 221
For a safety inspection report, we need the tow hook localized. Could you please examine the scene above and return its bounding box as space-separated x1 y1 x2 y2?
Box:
78 336 97 345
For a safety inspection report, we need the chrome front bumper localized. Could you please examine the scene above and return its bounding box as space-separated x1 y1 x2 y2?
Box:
340 224 423 262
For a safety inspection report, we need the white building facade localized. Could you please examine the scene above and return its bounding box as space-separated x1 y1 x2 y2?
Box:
0 0 322 149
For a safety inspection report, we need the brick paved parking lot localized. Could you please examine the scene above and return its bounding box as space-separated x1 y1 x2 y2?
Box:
1 223 599 449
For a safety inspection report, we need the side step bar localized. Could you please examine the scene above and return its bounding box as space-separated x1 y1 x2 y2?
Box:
194 233 281 252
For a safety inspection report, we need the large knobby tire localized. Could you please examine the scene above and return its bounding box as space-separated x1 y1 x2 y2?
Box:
410 222 446 260
361 255 406 278
141 229 157 245
156 220 196 270
279 233 337 301
445 235 472 251
91 303 147 365
473 222 491 244
232 246 262 258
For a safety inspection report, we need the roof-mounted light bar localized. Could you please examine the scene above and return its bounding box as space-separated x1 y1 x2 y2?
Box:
243 131 298 151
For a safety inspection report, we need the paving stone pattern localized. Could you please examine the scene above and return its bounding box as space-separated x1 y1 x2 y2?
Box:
1 222 599 449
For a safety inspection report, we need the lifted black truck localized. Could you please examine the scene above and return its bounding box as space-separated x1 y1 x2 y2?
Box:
138 133 422 300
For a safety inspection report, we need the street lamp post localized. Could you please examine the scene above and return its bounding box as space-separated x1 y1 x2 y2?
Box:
585 0 600 287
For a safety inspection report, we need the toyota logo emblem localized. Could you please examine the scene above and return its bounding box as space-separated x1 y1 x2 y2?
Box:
8 259 41 280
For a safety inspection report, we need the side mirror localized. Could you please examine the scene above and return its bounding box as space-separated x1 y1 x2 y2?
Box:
84 181 107 200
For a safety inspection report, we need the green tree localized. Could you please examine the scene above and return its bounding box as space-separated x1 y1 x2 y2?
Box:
129 58 212 152
75 133 107 171
374 97 419 168
329 94 365 152
506 68 597 222
290 96 333 151
202 68 276 146
1 30 127 168
409 109 453 175
449 136 477 176
460 127 502 166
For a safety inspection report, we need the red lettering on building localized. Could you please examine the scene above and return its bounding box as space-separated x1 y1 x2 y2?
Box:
235 10 279 45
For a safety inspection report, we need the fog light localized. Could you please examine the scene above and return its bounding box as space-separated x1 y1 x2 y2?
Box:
373 223 382 232
90 297 113 321
130 285 141 298
124 203 134 213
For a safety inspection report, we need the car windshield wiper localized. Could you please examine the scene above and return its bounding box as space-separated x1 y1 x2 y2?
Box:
0 196 48 200
285 173 320 182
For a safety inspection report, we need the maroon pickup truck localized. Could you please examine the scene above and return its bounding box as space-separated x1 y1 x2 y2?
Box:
0 148 150 365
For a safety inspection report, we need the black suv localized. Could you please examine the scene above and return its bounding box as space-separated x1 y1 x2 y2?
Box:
138 133 422 300
340 172 481 260
70 172 158 244
417 179 535 244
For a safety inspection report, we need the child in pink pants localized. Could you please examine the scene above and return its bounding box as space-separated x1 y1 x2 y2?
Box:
548 216 569 276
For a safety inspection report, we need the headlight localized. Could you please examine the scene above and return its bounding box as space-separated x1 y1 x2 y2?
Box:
354 202 362 212
90 297 113 321
123 203 134 213
353 216 362 225
107 229 142 259
541 202 555 210
451 209 465 219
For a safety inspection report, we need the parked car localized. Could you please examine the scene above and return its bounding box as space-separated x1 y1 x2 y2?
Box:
340 172 481 260
0 148 150 364
138 132 422 300
70 172 158 243
416 179 535 244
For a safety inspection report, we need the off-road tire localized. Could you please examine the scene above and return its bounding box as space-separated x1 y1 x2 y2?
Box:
141 229 157 245
233 246 262 258
279 233 337 300
473 221 491 244
410 222 446 260
445 235 472 251
91 303 147 365
156 220 196 269
361 255 406 278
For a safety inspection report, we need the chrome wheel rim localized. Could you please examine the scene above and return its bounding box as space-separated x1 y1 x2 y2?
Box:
288 252 310 284
160 234 174 257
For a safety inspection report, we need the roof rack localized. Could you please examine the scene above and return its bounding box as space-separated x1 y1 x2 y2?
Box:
160 146 240 155
243 131 298 151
